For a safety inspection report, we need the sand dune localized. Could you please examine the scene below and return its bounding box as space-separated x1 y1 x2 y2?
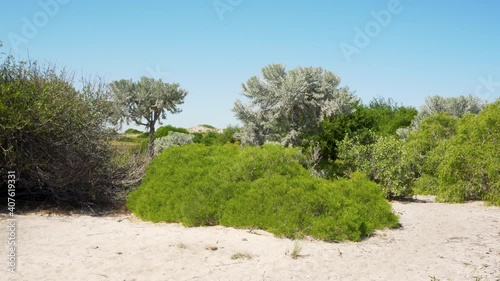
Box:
2 196 499 281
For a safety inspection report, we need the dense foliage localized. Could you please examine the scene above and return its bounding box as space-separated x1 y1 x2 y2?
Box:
315 98 417 161
409 95 484 131
0 57 126 206
127 144 399 241
409 101 500 204
233 64 357 146
338 132 416 198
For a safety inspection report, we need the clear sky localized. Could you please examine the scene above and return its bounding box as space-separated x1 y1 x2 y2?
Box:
1 0 499 130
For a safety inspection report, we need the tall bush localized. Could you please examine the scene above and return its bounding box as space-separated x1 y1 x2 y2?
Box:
434 102 500 204
0 57 125 206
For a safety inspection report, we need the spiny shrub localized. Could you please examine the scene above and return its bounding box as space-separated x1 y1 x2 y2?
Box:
127 144 398 241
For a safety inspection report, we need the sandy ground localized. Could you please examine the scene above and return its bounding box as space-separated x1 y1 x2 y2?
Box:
1 197 499 281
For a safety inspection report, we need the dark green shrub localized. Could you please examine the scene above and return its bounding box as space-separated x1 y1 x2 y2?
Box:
153 125 189 139
127 144 398 241
315 98 417 162
0 57 126 206
137 125 188 139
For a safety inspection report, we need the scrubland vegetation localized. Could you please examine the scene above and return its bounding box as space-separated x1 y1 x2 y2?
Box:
127 144 398 241
1 46 498 240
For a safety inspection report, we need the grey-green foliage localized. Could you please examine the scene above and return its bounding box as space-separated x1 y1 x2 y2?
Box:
109 77 188 156
233 64 357 146
338 132 416 198
154 132 194 154
410 95 484 131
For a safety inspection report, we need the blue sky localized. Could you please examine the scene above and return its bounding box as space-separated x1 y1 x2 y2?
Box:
1 0 499 130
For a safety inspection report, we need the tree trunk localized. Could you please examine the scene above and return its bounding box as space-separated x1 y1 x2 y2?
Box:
148 121 155 157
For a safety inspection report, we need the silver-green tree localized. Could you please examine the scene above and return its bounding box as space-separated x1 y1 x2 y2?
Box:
109 77 188 156
413 95 484 129
397 95 485 139
232 64 357 146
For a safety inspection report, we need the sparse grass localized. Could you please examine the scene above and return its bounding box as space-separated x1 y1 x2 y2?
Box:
290 240 303 259
205 245 218 251
231 252 252 260
176 243 187 249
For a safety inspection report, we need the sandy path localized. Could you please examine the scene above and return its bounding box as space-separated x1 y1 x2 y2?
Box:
2 198 499 281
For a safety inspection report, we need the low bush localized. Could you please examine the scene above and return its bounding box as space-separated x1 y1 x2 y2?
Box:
127 144 398 241
154 132 193 154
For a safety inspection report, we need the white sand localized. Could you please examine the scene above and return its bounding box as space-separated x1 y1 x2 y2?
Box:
2 197 499 281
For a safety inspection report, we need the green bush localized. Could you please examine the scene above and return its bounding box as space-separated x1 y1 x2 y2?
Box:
337 132 416 198
127 144 398 241
405 102 499 205
153 125 189 139
135 125 188 139
433 103 500 204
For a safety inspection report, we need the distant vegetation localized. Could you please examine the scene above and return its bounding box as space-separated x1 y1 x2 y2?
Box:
124 128 144 135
